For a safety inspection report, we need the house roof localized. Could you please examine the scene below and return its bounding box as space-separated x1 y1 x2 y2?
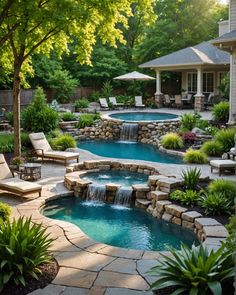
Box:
211 30 236 45
139 41 230 69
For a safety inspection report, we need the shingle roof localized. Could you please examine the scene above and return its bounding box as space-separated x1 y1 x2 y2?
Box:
211 30 236 44
139 41 230 68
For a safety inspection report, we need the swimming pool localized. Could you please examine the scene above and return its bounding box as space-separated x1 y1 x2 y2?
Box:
78 140 183 164
109 112 178 121
81 170 148 186
43 197 199 251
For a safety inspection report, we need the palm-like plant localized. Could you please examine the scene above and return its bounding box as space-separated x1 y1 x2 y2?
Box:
149 243 234 295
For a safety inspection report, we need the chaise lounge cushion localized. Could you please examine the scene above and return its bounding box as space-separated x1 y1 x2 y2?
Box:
0 154 13 179
210 159 236 168
0 178 41 193
43 151 80 159
29 132 51 154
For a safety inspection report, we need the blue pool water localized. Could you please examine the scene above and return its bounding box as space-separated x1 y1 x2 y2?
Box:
81 170 148 186
78 141 183 164
43 198 199 251
110 112 178 121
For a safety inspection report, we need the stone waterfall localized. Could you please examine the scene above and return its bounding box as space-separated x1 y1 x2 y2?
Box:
120 123 139 142
114 187 133 206
86 183 106 202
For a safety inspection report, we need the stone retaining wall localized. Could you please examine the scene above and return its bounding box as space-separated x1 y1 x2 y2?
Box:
75 118 180 146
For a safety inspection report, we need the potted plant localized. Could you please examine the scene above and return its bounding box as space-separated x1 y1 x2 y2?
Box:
9 156 26 172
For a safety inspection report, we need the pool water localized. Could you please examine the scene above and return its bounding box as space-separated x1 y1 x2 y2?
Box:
81 170 148 186
43 198 199 251
78 140 183 164
110 112 178 121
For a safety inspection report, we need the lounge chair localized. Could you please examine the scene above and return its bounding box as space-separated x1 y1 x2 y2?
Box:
99 98 109 110
0 154 42 198
29 132 79 166
210 159 236 176
108 97 124 109
135 96 145 108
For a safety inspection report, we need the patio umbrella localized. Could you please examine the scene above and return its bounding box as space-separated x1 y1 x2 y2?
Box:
114 71 155 81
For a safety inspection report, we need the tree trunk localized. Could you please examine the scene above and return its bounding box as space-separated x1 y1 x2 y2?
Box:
13 63 22 156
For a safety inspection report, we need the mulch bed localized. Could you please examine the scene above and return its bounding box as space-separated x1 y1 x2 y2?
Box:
1 260 58 295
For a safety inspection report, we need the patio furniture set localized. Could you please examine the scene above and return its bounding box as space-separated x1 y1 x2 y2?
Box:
99 96 145 110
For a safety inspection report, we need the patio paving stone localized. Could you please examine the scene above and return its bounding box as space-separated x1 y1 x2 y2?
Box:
50 237 80 252
105 288 153 295
52 267 97 288
60 287 89 295
28 284 66 295
103 258 138 274
55 251 115 271
98 246 143 259
94 270 149 290
69 236 98 249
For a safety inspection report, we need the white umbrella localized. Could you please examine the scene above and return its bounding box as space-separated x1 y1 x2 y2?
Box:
114 71 155 81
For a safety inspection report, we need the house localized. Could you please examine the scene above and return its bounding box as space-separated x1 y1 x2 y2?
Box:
139 21 231 113
211 0 236 125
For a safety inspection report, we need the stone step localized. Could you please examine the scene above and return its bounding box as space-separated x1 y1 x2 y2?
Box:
135 199 152 209
149 190 169 201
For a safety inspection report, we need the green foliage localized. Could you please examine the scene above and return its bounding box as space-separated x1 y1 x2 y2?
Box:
0 202 11 222
100 81 113 98
183 149 207 164
218 73 230 100
45 69 78 103
195 119 210 130
180 113 200 131
60 112 78 122
208 179 236 206
170 189 199 207
160 133 183 150
0 217 53 290
214 128 236 152
52 134 76 151
74 98 89 108
182 168 201 190
76 113 100 128
212 101 229 122
116 94 134 105
21 87 59 133
226 216 236 238
199 192 231 216
149 243 234 295
0 133 31 153
204 126 219 136
5 111 13 126
201 140 223 156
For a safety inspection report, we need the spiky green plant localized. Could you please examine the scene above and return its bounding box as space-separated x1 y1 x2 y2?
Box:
182 168 201 190
160 133 183 149
208 179 236 205
199 192 232 216
183 149 207 164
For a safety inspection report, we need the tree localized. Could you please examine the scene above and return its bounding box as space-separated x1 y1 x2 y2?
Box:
0 0 155 156
135 0 228 63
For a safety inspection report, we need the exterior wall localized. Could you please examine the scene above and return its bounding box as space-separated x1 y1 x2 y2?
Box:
230 0 236 31
229 50 236 123
218 20 229 36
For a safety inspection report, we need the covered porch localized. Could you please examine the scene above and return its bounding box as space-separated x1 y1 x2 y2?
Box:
139 41 230 112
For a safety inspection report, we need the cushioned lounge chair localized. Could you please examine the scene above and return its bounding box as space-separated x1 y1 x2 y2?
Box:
135 96 145 108
0 154 42 198
108 97 124 108
210 159 236 176
99 98 109 110
29 132 79 166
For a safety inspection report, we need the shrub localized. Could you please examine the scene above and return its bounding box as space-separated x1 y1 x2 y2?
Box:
182 168 201 190
183 149 207 164
101 81 113 98
196 119 210 130
204 125 219 136
149 243 234 295
199 192 231 216
74 98 89 108
214 128 236 152
180 112 200 131
76 113 100 128
160 133 183 150
89 90 101 102
60 112 77 121
170 189 199 206
0 133 31 153
21 87 59 133
52 134 76 151
208 179 236 205
5 111 14 126
226 216 236 238
0 202 11 222
212 101 229 122
182 131 196 144
201 140 223 156
0 217 53 290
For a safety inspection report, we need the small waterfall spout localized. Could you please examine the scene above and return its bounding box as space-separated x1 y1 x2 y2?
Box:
114 187 133 206
87 183 106 202
120 123 139 142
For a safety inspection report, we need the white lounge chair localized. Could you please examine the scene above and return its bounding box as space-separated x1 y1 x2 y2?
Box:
0 154 42 198
99 98 109 110
29 132 79 166
135 96 145 108
108 97 124 108
210 159 236 176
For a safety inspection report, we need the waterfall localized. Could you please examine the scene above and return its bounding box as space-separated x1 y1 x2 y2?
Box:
120 123 139 142
87 183 106 202
114 187 133 206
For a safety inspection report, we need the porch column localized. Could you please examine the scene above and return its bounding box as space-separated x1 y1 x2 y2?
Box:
154 70 163 108
228 50 236 124
194 67 205 112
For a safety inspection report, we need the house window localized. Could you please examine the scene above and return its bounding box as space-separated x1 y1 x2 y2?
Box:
219 71 228 84
203 72 214 93
187 73 197 92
